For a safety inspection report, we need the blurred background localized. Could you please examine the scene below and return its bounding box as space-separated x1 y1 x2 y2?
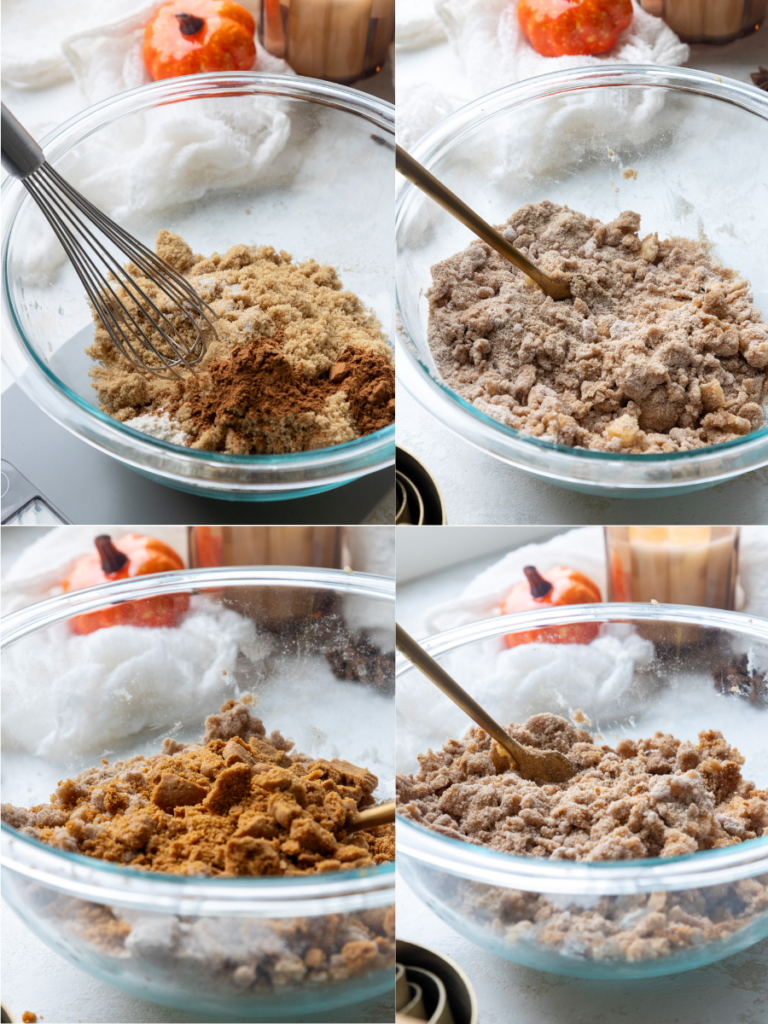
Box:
396 525 767 638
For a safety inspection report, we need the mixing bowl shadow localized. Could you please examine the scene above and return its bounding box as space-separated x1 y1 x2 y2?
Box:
396 67 768 497
2 74 395 501
1 567 395 1020
396 604 768 978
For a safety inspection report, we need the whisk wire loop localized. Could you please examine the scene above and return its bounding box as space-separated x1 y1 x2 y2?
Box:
23 175 160 371
25 169 198 376
46 164 215 321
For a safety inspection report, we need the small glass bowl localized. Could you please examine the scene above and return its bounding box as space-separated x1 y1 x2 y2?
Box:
396 604 768 978
396 67 768 498
1 74 395 501
1 568 395 1020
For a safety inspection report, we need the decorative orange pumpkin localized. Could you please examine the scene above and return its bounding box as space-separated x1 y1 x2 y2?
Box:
64 534 189 635
517 0 633 58
143 1 256 82
502 565 602 647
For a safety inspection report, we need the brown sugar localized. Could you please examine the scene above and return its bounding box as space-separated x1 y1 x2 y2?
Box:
3 701 395 877
22 1014 38 1023
427 202 767 452
396 713 768 860
87 233 395 453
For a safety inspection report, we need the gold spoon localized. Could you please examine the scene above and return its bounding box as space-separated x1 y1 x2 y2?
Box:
347 801 396 833
396 144 571 302
396 624 578 784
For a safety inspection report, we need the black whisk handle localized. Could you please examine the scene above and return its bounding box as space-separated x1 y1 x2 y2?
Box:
2 103 44 179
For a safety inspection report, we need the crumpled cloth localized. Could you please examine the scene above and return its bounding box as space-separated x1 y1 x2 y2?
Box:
1 526 273 758
1 0 263 89
5 2 293 287
396 0 447 51
1 525 189 614
397 0 689 148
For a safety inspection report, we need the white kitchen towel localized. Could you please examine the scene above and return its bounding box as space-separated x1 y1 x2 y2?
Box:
1 0 137 88
1 525 189 615
396 0 447 50
398 0 689 148
8 2 292 289
1 0 265 89
425 526 764 634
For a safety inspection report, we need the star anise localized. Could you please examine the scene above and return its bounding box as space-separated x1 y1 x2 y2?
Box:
713 654 768 709
751 66 768 90
326 631 395 694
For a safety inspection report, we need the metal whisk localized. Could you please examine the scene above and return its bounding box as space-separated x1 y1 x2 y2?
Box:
1 104 216 378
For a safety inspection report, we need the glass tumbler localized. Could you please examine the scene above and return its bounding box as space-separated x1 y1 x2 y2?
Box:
189 527 342 631
639 0 767 42
605 527 740 609
260 0 395 82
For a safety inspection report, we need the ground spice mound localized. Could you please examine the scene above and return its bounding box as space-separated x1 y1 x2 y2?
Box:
427 202 767 452
396 713 768 860
173 336 395 454
87 232 395 454
3 701 395 877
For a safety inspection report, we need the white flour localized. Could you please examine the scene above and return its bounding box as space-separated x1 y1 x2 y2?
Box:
124 410 191 447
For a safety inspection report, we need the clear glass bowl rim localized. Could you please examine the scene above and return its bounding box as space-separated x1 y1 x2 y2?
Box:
1 566 395 913
395 65 768 485
1 72 395 483
1 564 394 645
396 603 768 895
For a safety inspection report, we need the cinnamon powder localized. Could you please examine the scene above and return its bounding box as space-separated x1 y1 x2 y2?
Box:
173 335 395 455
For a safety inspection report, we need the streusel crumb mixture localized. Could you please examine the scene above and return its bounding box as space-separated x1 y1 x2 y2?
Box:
396 713 768 860
3 701 395 877
427 202 767 452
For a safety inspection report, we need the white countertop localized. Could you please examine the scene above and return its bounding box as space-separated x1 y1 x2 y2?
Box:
395 550 768 1024
396 31 768 525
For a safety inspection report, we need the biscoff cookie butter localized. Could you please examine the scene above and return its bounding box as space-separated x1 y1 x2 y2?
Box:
3 700 395 877
87 232 395 454
427 202 767 453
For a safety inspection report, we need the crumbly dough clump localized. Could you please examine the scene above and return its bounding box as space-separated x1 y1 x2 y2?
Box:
87 232 394 454
4 701 395 877
427 203 767 452
396 713 768 860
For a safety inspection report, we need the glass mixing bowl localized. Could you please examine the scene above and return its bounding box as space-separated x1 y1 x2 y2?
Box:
396 604 768 978
1 567 395 1020
396 67 768 497
2 74 395 501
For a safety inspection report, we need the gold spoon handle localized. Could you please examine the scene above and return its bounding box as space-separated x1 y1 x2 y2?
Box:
347 800 396 832
395 623 526 765
396 144 570 301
